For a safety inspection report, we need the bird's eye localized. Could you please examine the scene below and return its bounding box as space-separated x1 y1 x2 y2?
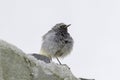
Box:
60 25 66 28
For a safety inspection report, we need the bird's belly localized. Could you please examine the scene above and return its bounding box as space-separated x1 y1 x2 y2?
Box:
41 37 73 58
54 43 73 58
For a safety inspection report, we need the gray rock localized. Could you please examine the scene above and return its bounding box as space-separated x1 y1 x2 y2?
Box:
80 78 95 80
31 53 51 63
0 40 94 80
0 40 33 80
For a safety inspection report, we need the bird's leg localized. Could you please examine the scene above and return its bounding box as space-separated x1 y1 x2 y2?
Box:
56 57 62 65
56 57 70 69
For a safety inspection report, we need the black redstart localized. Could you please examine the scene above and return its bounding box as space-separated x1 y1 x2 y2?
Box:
40 23 74 64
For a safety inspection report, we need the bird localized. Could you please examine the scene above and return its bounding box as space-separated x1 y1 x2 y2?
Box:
40 23 74 64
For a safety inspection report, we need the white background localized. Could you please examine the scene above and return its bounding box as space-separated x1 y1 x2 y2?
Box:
0 0 120 80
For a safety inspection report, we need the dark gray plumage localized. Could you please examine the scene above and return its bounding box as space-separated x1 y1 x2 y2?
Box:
40 23 74 60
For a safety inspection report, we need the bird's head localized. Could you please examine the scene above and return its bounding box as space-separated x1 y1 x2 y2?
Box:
52 23 71 32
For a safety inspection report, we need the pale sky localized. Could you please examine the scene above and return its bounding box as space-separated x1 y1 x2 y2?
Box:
0 0 120 80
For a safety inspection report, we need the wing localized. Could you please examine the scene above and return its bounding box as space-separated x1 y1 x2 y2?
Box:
41 31 63 57
42 30 53 40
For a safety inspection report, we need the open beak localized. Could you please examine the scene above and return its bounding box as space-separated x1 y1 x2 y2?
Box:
66 24 71 27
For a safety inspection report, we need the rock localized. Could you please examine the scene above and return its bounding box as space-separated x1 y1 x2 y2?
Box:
0 40 94 80
0 40 33 80
31 53 51 63
80 78 95 80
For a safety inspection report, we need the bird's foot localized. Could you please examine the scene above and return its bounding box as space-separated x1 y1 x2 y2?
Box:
60 64 70 69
